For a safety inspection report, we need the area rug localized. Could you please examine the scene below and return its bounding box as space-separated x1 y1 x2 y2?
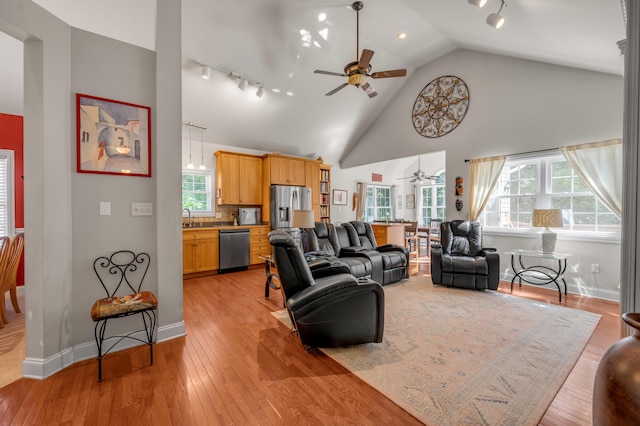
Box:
271 276 601 426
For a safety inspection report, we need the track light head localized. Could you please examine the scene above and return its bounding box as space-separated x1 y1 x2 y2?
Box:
238 78 248 91
200 65 211 79
468 0 488 7
486 12 505 29
487 0 507 29
256 85 264 98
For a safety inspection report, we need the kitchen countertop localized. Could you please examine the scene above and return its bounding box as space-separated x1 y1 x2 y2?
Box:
182 223 269 231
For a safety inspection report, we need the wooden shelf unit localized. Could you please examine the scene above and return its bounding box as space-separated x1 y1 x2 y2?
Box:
320 164 331 223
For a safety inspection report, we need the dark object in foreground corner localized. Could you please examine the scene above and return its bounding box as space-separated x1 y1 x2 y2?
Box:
90 250 157 382
268 229 384 349
593 312 640 425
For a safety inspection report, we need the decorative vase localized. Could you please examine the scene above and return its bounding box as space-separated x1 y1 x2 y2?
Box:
593 312 640 425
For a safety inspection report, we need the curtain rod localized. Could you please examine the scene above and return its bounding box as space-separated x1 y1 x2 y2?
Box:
181 121 207 129
464 147 559 162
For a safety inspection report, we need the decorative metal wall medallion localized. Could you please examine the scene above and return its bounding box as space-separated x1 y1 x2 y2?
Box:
412 75 469 138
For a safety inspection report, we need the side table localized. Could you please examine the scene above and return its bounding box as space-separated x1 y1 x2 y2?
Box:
504 249 571 303
259 255 280 298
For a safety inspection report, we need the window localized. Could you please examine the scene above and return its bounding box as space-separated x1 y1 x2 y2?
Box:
182 170 212 214
480 153 621 233
419 171 446 226
364 185 392 222
0 150 15 236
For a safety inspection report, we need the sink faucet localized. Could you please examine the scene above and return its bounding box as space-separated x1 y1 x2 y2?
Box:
182 208 193 227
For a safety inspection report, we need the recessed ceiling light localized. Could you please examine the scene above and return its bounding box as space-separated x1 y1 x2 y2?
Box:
318 12 327 22
286 91 294 96
272 88 281 93
397 33 407 40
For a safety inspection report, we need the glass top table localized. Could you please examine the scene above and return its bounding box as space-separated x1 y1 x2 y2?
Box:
504 250 571 303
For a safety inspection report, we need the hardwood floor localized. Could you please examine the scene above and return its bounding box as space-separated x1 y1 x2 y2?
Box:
0 263 621 425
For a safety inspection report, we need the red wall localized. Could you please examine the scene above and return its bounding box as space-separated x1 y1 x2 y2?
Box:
0 112 25 285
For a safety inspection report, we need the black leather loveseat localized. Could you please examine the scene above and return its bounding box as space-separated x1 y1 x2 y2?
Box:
430 220 500 291
307 221 408 285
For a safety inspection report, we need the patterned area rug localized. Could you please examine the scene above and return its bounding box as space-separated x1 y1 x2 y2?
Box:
272 276 600 425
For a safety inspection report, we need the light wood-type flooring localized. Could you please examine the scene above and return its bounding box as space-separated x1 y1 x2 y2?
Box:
0 261 621 425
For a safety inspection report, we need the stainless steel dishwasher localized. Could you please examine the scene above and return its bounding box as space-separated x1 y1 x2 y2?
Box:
218 228 250 273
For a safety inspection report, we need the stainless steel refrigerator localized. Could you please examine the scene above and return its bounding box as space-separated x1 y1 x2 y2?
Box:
270 185 312 229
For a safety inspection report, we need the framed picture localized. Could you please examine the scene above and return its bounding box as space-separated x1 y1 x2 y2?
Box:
76 93 152 177
333 189 348 205
406 202 415 209
406 194 415 204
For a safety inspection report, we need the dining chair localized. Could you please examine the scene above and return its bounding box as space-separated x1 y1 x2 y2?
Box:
429 219 443 251
0 233 23 326
404 222 418 261
0 236 12 328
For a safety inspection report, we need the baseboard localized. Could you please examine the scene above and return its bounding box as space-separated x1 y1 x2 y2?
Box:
500 272 620 302
21 321 186 380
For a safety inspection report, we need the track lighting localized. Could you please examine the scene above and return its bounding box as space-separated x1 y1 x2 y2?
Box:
199 64 268 98
486 0 507 29
200 65 211 79
468 0 488 7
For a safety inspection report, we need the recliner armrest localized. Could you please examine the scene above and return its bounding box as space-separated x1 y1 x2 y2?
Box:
288 273 358 310
311 262 352 279
376 243 400 251
340 246 368 254
307 259 332 271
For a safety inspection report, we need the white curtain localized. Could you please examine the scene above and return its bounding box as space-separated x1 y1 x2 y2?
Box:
416 185 424 226
561 139 623 219
469 155 506 221
355 181 367 221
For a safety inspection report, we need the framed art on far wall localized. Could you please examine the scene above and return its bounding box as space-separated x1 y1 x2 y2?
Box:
76 93 152 177
333 189 348 205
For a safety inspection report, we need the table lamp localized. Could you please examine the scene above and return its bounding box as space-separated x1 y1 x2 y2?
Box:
291 210 315 252
532 209 564 253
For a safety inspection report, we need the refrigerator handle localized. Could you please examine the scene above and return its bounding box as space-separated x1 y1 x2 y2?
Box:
292 189 298 210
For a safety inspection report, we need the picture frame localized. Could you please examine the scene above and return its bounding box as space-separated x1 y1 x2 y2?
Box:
406 194 415 204
76 93 152 177
333 189 348 205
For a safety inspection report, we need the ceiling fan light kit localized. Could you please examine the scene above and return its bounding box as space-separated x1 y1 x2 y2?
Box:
313 1 407 98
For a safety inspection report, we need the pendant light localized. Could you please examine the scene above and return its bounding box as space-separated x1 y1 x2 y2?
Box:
186 126 194 169
198 127 206 170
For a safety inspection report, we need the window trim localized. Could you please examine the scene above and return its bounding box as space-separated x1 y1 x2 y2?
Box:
0 150 15 237
364 184 393 222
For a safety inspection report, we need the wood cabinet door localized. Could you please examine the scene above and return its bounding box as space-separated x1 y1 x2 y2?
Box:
269 156 289 185
305 161 320 204
183 239 196 274
239 156 262 204
288 159 306 186
217 154 239 204
194 238 219 272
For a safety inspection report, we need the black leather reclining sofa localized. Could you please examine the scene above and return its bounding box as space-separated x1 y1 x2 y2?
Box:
306 221 408 285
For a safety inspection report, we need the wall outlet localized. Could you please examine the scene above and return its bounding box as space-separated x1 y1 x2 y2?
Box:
131 202 153 216
215 212 222 219
591 264 600 273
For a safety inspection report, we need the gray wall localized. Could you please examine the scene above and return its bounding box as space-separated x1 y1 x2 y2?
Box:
0 0 183 378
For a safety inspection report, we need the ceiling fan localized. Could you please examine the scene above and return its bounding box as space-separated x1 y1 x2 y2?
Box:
397 157 437 185
313 1 407 98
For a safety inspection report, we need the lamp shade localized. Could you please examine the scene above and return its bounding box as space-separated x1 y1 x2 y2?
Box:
291 210 315 229
532 209 564 228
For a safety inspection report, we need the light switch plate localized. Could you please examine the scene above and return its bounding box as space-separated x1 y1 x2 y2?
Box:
131 202 153 216
99 202 111 216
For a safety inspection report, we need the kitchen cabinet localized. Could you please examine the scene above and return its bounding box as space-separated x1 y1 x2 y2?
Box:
250 225 271 265
264 155 306 186
305 161 321 221
183 229 219 274
215 151 262 205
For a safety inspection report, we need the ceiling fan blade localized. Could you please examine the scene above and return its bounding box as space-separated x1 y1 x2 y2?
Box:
314 70 347 77
361 82 377 98
325 83 349 96
370 69 407 79
358 49 375 70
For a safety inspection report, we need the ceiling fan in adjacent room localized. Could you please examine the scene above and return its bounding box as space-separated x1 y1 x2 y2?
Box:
397 157 438 185
313 1 407 98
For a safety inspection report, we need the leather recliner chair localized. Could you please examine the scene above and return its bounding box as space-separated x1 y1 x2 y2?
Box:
268 229 385 348
345 221 409 285
430 220 500 291
306 222 373 279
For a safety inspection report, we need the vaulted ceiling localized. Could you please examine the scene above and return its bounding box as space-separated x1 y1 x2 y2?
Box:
16 0 627 165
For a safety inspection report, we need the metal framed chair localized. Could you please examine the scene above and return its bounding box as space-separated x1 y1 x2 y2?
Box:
90 250 157 382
